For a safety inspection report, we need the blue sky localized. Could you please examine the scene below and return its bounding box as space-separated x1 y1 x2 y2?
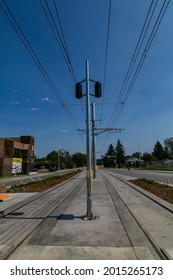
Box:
0 0 173 158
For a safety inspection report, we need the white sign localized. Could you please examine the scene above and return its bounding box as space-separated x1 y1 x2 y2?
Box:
12 158 22 174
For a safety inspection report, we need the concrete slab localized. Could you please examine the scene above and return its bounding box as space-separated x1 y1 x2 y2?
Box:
133 247 155 260
8 245 155 260
0 193 37 212
24 178 131 248
0 245 14 259
1 171 165 260
4 174 157 260
161 248 173 260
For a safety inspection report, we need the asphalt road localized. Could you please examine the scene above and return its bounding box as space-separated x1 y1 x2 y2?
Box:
0 169 75 187
106 168 173 185
1 168 173 187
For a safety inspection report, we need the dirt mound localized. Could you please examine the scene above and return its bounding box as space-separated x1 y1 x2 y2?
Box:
129 179 173 205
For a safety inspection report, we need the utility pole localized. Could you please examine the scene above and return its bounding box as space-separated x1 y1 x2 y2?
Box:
75 60 102 220
86 60 93 218
91 102 125 179
92 102 96 179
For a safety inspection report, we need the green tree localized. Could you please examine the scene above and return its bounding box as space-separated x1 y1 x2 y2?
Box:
72 153 86 167
132 152 141 159
107 144 115 156
115 139 125 168
46 150 59 162
103 156 112 167
103 144 115 167
164 137 173 159
153 141 165 160
142 152 156 162
46 149 70 169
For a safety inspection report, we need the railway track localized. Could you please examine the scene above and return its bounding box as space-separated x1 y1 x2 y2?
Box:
0 171 85 260
1 168 172 260
99 169 173 260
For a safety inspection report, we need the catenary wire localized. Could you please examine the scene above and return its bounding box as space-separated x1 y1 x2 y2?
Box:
97 0 156 149
97 0 157 150
98 0 112 125
52 0 85 118
0 0 86 151
40 0 85 118
98 0 170 152
53 0 77 83
40 0 74 80
107 0 157 129
111 0 170 128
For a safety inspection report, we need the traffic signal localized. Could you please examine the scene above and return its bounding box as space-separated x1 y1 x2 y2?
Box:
75 83 83 99
95 82 102 98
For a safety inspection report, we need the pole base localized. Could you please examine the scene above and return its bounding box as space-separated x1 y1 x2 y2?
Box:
80 214 100 221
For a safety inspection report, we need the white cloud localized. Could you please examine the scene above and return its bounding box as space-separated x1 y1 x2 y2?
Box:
31 108 39 111
41 97 54 102
11 101 19 105
60 130 68 133
41 97 49 101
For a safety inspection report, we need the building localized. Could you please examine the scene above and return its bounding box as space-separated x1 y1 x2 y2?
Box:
0 136 34 177
126 156 145 168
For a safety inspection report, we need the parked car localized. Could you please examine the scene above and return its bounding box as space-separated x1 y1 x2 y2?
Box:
49 166 57 172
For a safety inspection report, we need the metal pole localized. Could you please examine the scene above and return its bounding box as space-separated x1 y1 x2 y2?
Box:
92 102 96 179
137 144 141 168
86 60 93 218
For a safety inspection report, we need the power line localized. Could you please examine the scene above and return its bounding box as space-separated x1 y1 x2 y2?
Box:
98 0 171 152
107 0 158 129
53 0 76 82
0 0 86 149
111 0 170 128
99 0 112 124
97 0 156 150
40 0 76 82
107 0 170 128
40 0 85 118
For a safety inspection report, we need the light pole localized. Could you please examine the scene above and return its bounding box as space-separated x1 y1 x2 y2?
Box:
75 60 102 220
86 60 93 218
137 144 141 168
92 102 96 179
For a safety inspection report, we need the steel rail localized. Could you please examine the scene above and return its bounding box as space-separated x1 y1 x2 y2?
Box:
100 169 171 259
102 169 173 214
0 172 85 259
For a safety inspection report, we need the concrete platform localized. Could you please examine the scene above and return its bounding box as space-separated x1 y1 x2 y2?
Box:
161 248 173 260
8 245 155 260
0 192 37 212
5 173 159 260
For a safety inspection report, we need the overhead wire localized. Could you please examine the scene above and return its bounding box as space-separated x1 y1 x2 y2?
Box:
40 0 85 119
107 0 157 129
52 0 86 119
96 0 113 150
97 0 155 149
99 0 112 124
53 0 76 82
0 0 86 151
40 0 76 82
111 0 170 128
98 0 171 152
98 0 156 151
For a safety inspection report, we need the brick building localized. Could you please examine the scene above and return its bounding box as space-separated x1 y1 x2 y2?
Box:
0 136 34 177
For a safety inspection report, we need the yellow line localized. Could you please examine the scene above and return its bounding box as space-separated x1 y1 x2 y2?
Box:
90 170 93 192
